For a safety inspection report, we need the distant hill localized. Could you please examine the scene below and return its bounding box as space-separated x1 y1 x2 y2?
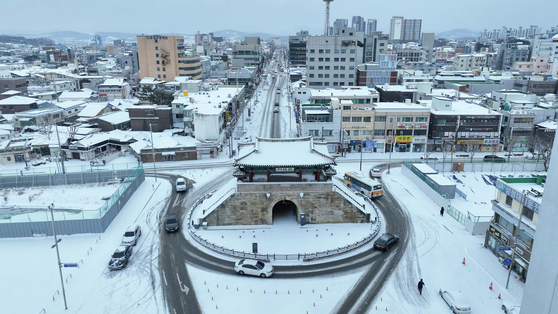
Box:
436 29 479 40
212 29 279 41
0 35 54 46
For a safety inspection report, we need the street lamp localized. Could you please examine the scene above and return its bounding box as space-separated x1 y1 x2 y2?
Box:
149 123 157 182
49 203 68 310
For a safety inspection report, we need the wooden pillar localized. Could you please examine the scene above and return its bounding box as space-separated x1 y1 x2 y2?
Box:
299 171 302 181
249 172 254 182
314 171 320 182
267 171 271 182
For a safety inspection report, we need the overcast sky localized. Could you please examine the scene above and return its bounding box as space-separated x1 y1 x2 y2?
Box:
2 0 557 36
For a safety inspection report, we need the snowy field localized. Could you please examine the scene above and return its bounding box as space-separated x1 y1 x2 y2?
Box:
0 178 172 314
375 167 524 314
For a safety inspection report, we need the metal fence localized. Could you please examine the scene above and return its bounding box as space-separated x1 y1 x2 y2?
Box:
420 157 546 173
186 183 382 261
447 205 466 226
0 167 145 238
0 162 141 177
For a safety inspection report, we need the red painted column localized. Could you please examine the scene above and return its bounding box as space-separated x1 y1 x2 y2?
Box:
249 172 254 182
267 171 270 182
299 171 302 181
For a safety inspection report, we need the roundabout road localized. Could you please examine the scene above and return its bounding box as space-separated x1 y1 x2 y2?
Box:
149 162 410 314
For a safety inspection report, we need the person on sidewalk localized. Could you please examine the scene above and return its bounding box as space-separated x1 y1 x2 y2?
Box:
440 207 445 217
418 279 425 295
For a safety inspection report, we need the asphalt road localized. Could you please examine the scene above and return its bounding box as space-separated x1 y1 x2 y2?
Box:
151 161 409 314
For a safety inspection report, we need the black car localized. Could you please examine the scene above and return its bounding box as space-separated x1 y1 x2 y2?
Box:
483 155 505 163
108 246 133 270
165 214 179 233
373 233 399 251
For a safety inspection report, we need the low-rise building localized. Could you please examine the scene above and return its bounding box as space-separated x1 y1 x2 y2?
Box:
14 106 64 130
98 78 131 101
128 105 172 132
452 54 487 71
0 96 40 114
91 111 131 132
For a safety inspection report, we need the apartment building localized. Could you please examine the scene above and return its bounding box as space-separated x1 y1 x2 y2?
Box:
288 31 309 67
0 78 28 100
231 37 261 68
485 176 545 281
395 49 425 63
366 19 377 35
97 78 131 101
453 54 487 71
306 29 364 88
363 32 389 63
390 16 422 43
137 35 202 82
495 41 531 70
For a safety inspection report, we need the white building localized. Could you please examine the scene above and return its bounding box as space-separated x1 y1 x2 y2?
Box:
532 34 558 61
452 54 487 71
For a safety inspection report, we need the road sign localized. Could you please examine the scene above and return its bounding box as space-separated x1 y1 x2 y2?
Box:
503 258 512 266
234 138 240 140
63 263 78 268
498 247 511 251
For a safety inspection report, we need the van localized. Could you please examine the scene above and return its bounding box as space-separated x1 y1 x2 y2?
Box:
175 178 187 192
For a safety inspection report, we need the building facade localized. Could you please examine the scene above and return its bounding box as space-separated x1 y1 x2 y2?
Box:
288 31 308 67
453 54 487 71
128 105 172 132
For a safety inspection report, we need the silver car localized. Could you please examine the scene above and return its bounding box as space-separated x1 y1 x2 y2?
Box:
439 289 471 314
234 259 274 278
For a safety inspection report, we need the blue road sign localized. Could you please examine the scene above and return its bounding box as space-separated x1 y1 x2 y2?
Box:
234 138 240 140
63 263 78 268
498 247 511 251
503 258 512 266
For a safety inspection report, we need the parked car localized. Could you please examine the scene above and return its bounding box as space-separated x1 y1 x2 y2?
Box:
175 178 187 192
501 302 521 314
484 155 506 163
121 225 141 246
373 233 399 251
370 168 382 178
165 214 179 233
108 246 133 270
439 289 471 314
234 259 274 278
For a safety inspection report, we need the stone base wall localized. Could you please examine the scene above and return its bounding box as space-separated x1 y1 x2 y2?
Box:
203 190 368 226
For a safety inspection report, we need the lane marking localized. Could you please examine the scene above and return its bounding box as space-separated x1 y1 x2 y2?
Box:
163 270 168 286
175 273 190 295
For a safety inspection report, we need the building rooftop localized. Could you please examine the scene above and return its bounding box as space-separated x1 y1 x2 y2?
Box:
430 99 499 116
15 106 63 118
0 96 38 105
309 87 378 98
99 78 126 86
374 102 431 112
96 111 130 125
78 103 110 117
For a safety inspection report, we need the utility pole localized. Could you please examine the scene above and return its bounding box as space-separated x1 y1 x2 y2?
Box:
49 203 68 310
359 141 363 171
55 124 66 174
506 190 527 289
149 123 157 182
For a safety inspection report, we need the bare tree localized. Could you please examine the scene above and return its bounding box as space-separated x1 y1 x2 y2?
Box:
466 143 481 172
529 132 554 171
441 141 453 171
37 123 53 140
503 130 518 163
67 124 80 143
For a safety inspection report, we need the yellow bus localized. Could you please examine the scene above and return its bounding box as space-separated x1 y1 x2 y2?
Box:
343 171 384 198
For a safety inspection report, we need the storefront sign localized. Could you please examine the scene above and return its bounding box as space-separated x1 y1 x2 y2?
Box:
276 168 294 172
412 137 426 143
495 181 540 213
457 140 483 145
489 226 509 246
395 136 412 143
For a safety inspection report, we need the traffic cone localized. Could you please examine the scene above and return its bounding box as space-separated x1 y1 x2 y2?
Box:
498 293 501 299
462 258 466 265
489 282 493 290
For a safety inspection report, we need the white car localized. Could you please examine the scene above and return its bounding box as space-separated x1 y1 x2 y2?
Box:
273 108 279 113
439 289 471 314
370 168 382 178
175 178 187 192
121 225 141 246
501 302 520 314
234 259 274 278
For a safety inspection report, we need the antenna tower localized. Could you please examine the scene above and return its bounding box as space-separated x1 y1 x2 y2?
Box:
323 0 334 36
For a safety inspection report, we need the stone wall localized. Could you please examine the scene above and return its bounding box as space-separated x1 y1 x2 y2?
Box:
203 190 368 226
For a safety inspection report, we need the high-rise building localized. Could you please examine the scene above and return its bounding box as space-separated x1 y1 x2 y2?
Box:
421 33 435 63
520 132 558 314
137 35 202 82
363 32 388 63
390 16 422 42
289 31 309 67
333 19 348 35
366 19 377 35
351 16 366 33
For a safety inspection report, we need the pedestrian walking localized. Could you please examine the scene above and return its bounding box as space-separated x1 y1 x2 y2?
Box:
440 206 445 217
418 279 425 295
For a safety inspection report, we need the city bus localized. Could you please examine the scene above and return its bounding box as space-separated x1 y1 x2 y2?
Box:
343 171 384 198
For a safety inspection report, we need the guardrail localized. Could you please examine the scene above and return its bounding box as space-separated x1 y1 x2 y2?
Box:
447 205 466 225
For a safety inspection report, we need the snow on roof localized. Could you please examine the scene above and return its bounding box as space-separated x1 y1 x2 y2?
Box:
78 103 110 117
430 100 499 116
140 77 165 85
54 100 87 110
100 78 125 86
426 174 455 187
129 132 200 154
305 110 330 115
374 102 431 112
59 90 94 101
15 106 63 117
0 96 38 105
309 87 378 98
536 120 557 130
411 163 438 174
235 137 335 167
96 111 130 125
1 90 21 96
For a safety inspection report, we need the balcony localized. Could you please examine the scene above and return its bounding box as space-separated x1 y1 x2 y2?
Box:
491 200 536 238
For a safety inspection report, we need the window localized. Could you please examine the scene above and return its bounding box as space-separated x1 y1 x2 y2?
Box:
157 67 160 71
362 130 373 136
6 157 11 161
319 49 324 53
375 116 386 122
401 117 413 122
325 58 330 62
363 117 371 122
352 117 362 122
309 58 315 62
146 110 155 115
341 49 346 53
318 74 323 78
415 117 428 122
343 106 352 110
324 74 330 78
309 66 315 70
334 66 339 70
353 130 361 136
342 117 350 122
374 129 385 136
318 66 324 70
350 49 355 53
350 58 355 62
155 46 158 50
414 130 427 136
319 58 324 62
340 74 345 78
389 117 394 123
163 75 166 78
162 68 166 71
505 195 513 206
310 49 315 53
333 74 339 78
309 130 320 136
335 49 339 53
323 130 333 136
156 54 159 57
334 58 339 62
324 82 329 86
325 66 330 70
340 66 346 70
436 119 446 125
333 82 339 86
349 74 354 78
158 74 161 78
325 49 331 53
341 58 346 62
309 74 314 78
156 61 160 64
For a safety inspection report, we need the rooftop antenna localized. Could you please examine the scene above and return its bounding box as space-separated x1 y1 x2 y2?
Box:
323 0 334 36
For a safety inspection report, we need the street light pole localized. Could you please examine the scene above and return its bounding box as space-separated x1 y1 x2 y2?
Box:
506 190 527 289
359 141 363 171
55 124 66 174
149 123 157 182
49 204 68 310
